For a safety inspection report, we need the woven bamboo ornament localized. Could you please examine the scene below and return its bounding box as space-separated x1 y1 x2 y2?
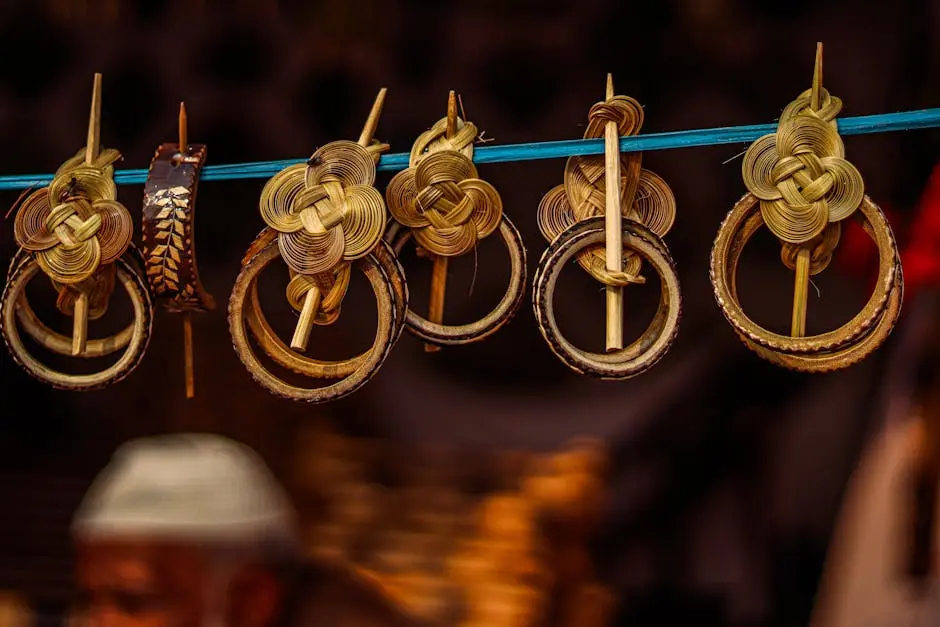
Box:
141 103 214 398
385 91 527 348
709 43 903 371
1 74 153 390
533 74 681 379
228 89 409 403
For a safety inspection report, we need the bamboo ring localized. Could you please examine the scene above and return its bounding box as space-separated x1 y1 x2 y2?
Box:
710 193 900 363
532 216 681 379
7 246 147 357
242 231 408 380
389 216 528 346
742 268 902 372
0 254 153 390
228 234 399 403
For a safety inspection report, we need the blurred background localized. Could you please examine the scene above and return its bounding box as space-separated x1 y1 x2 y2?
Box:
0 0 938 625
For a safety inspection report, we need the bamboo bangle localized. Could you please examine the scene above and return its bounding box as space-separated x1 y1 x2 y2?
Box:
389 216 527 346
0 254 153 390
228 236 399 403
242 233 409 380
710 193 900 359
741 269 902 372
532 217 681 379
8 247 140 357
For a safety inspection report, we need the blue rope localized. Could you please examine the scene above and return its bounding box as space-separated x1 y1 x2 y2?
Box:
1 108 938 191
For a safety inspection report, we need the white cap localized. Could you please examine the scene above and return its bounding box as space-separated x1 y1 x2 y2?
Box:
71 434 300 554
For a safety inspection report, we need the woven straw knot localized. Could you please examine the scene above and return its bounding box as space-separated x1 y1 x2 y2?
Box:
285 264 351 326
741 89 864 245
595 267 647 288
12 147 133 285
387 149 503 257
47 201 101 248
259 140 387 277
588 98 639 128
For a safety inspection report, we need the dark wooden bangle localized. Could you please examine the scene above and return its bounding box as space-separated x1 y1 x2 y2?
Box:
390 215 528 347
532 216 682 379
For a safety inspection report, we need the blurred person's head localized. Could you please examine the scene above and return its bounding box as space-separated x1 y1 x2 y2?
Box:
70 434 302 627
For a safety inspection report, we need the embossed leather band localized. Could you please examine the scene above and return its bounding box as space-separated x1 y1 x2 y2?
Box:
142 143 214 313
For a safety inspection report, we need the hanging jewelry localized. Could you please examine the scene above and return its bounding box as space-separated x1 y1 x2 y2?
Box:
532 74 681 378
141 103 214 398
228 89 408 403
1 73 152 390
709 43 903 371
385 91 527 349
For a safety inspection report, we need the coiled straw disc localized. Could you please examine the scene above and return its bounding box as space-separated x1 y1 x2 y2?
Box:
306 141 378 188
94 199 134 264
13 188 58 252
259 164 307 233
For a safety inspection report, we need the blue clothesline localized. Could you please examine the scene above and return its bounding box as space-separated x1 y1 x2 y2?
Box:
0 108 938 191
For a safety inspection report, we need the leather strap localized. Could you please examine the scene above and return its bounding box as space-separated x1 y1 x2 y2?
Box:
142 143 214 312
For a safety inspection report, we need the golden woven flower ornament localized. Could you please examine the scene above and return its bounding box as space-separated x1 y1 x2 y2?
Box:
383 92 527 349
742 87 864 247
537 90 676 285
13 148 133 287
386 117 502 258
709 44 902 371
1 74 152 391
259 140 388 277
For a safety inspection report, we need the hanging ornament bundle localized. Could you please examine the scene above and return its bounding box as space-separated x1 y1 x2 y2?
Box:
534 75 680 379
228 89 408 403
2 74 153 391
385 91 527 350
709 44 903 371
0 43 933 402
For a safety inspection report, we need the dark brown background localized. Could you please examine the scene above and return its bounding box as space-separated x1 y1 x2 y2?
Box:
0 0 938 625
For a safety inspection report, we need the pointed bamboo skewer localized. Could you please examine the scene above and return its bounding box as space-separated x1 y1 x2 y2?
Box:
423 91 459 354
790 42 823 338
72 73 103 356
178 102 197 399
604 74 624 351
291 88 387 352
